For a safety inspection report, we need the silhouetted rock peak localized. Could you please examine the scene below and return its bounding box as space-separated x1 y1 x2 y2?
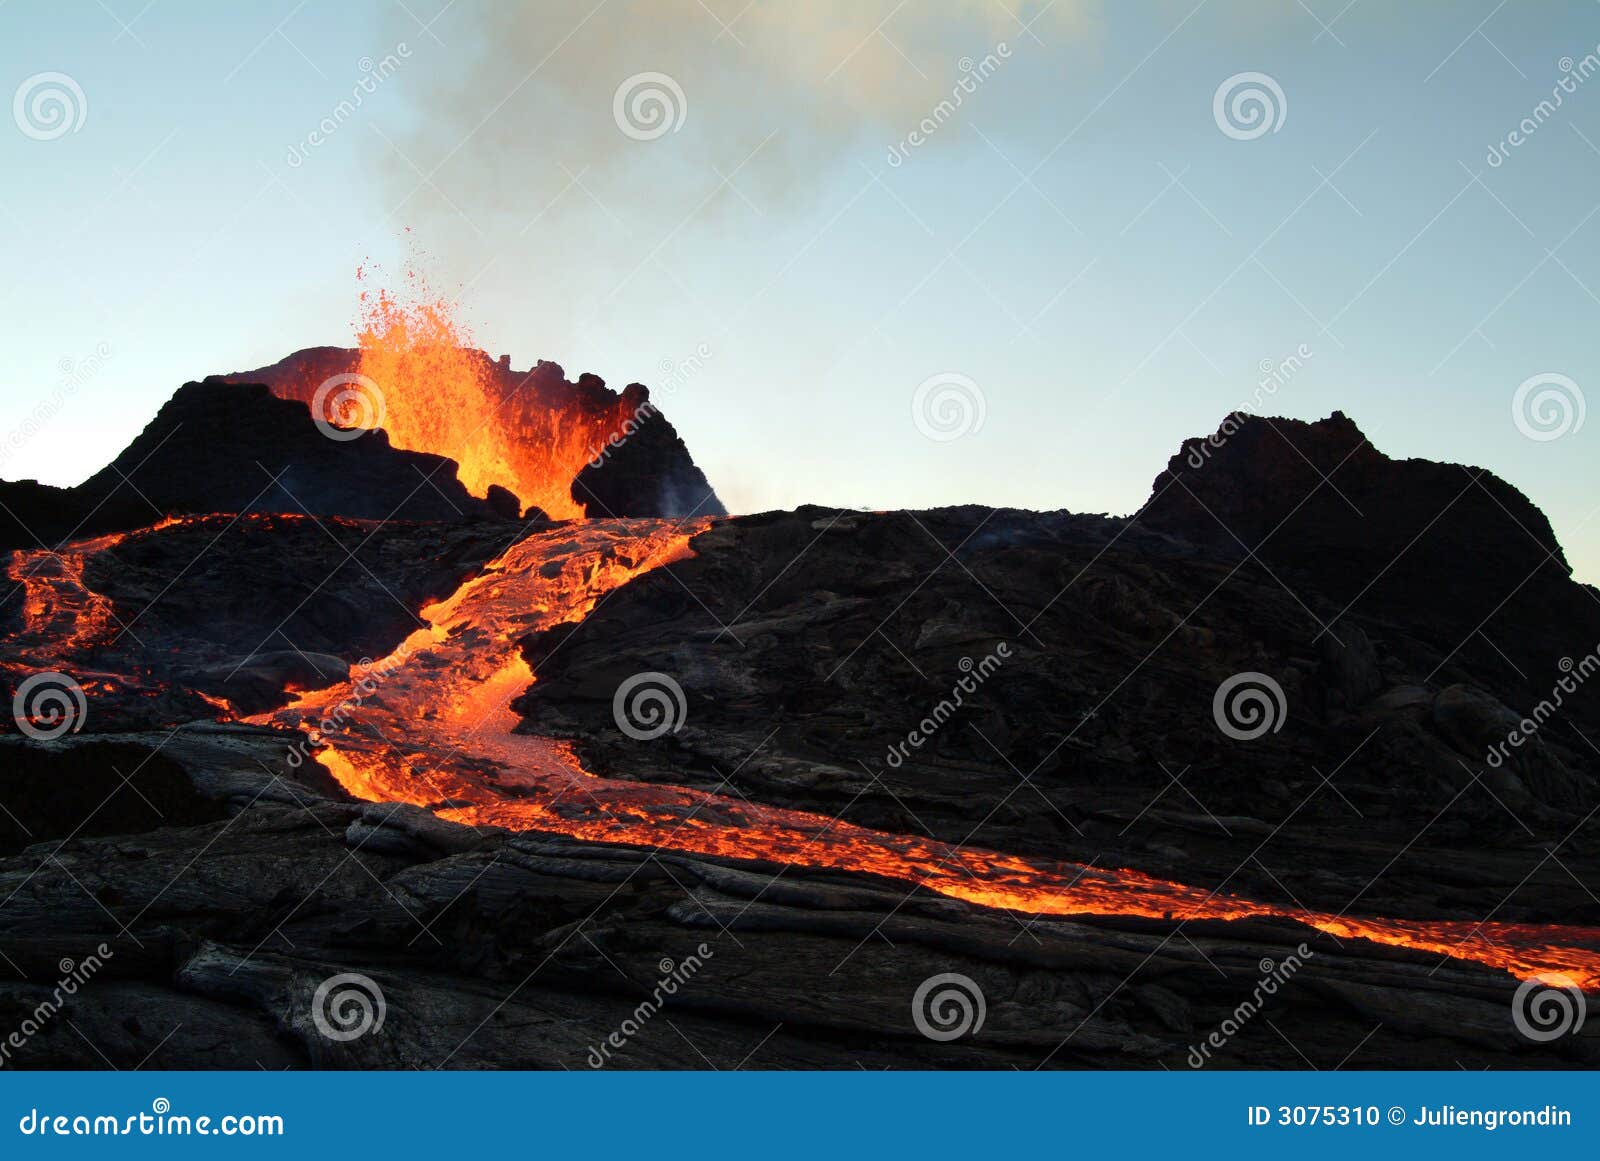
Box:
1141 409 1582 667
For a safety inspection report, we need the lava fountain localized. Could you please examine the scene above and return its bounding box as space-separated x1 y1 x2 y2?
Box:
348 265 633 520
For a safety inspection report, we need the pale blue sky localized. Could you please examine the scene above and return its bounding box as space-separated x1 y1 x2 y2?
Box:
3 1 1597 579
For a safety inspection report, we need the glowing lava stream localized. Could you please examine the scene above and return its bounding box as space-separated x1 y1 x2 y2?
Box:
251 519 1600 990
2 518 190 706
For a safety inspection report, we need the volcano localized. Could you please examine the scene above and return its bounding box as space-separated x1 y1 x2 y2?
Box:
220 345 725 523
1 356 1597 1069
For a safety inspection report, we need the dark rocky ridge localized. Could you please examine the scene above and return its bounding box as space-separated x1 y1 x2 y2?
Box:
514 416 1600 938
1140 412 1589 683
0 407 1595 1069
0 381 510 552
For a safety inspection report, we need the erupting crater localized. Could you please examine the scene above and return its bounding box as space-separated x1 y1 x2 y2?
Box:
221 267 723 522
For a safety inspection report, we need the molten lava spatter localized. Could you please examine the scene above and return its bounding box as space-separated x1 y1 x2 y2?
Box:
1 519 187 710
250 519 1600 991
350 266 631 520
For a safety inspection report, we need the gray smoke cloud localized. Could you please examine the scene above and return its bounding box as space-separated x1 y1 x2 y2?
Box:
376 1 1096 248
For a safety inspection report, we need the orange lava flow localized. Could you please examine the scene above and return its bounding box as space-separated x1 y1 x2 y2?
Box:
1 518 186 695
352 269 630 520
250 519 1600 991
2 514 314 720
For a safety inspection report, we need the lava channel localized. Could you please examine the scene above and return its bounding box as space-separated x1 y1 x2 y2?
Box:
248 518 1600 991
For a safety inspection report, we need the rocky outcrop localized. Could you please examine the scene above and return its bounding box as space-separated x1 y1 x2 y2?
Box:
80 380 501 522
572 383 724 519
1140 411 1599 720
0 381 507 551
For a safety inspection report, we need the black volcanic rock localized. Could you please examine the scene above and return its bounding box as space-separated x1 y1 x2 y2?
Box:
0 477 154 554
514 489 1600 934
572 383 725 518
2 402 1597 1071
1141 410 1571 602
79 379 501 522
0 721 1590 1069
1139 411 1599 704
0 380 510 552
